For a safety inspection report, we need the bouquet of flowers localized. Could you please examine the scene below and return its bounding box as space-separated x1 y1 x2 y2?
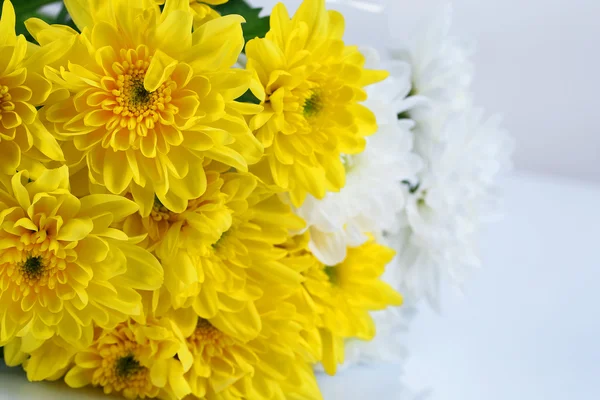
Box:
0 0 512 398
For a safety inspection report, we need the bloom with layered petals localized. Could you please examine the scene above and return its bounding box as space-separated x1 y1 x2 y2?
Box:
282 234 403 375
0 0 63 175
170 291 322 400
0 166 163 349
31 0 262 214
64 318 193 399
382 7 513 308
245 0 388 206
124 168 305 342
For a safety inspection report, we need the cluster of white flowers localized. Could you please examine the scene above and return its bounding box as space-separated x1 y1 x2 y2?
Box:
388 6 514 309
294 5 513 367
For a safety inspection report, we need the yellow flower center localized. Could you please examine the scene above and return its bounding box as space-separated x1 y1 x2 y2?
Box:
115 354 144 378
110 51 176 136
150 196 177 223
94 339 151 394
1 237 69 297
188 319 235 357
21 255 45 281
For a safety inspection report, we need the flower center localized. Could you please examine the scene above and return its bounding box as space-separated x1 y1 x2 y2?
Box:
21 255 44 281
150 196 176 222
108 48 177 139
130 80 152 107
188 318 234 353
6 243 67 294
93 338 150 391
194 318 222 339
303 91 323 118
116 73 159 118
115 354 143 378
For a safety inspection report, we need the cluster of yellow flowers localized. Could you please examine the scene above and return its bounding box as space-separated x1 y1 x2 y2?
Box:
0 0 402 398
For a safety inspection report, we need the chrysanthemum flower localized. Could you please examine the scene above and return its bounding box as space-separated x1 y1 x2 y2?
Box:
0 166 163 349
294 49 423 266
282 233 403 375
124 168 305 342
383 7 513 308
0 0 63 175
182 316 257 398
245 0 388 206
64 318 193 399
30 0 262 214
169 292 322 399
154 0 229 28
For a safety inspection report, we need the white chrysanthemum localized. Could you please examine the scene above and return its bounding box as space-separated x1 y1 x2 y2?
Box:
389 4 473 118
379 6 514 309
294 55 422 266
390 109 513 308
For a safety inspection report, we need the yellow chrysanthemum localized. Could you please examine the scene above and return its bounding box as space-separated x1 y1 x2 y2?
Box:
124 169 305 342
169 293 322 400
283 233 403 374
245 0 388 206
154 0 229 27
0 0 63 175
123 163 232 251
63 318 193 399
28 0 262 214
0 166 163 349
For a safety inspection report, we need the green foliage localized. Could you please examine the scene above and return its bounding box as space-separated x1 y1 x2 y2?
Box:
3 0 72 42
235 89 261 105
213 0 270 48
7 0 55 38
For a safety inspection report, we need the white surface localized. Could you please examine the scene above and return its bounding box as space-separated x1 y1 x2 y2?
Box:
251 0 600 184
403 172 600 400
2 172 599 399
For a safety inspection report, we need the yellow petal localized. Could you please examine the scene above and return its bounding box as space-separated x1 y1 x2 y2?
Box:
24 340 74 381
118 242 164 290
144 49 178 92
57 218 94 241
0 140 20 175
102 149 133 194
154 10 192 53
63 0 107 31
79 194 139 222
320 328 341 376
187 15 245 71
3 338 27 366
0 0 16 46
65 366 93 388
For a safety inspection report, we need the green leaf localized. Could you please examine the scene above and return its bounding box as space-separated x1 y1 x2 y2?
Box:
4 0 64 40
213 0 270 49
235 89 261 105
